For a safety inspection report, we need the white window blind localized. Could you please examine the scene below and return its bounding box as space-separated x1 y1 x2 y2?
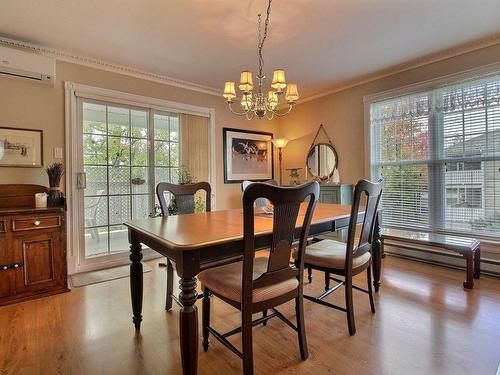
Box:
370 73 500 239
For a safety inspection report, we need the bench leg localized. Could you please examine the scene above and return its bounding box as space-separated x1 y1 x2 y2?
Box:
463 252 474 289
474 247 481 279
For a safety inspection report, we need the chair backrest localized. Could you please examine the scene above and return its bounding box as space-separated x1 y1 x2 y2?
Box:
241 179 278 207
156 182 211 216
345 179 383 271
241 181 320 307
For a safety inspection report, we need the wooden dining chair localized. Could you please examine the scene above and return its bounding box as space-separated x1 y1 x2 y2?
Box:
241 179 277 207
297 179 383 336
156 182 241 311
199 181 320 375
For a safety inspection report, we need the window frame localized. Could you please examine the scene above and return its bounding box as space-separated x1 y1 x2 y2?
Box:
364 62 500 242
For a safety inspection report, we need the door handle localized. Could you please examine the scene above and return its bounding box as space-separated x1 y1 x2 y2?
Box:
76 172 87 189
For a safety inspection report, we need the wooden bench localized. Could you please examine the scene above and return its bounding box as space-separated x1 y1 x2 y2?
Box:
380 228 481 289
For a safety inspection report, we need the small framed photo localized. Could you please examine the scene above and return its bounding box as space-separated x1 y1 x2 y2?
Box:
0 127 43 167
223 128 274 183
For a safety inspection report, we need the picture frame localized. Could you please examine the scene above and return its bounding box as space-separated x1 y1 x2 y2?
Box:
223 127 274 183
0 127 43 167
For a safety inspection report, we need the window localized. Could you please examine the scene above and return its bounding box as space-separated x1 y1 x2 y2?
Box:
83 102 181 257
445 187 482 208
370 73 500 239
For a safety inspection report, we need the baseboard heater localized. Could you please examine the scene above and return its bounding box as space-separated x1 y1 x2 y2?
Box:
384 243 500 278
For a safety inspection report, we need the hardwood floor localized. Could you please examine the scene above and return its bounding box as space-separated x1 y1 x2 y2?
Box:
1 256 499 375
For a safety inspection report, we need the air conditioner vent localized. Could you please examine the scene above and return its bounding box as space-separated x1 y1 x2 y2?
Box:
0 46 55 86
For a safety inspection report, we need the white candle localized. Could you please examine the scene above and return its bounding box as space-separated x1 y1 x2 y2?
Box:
35 193 47 208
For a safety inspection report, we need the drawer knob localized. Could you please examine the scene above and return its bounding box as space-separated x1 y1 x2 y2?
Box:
34 220 41 226
2 266 7 270
14 264 19 268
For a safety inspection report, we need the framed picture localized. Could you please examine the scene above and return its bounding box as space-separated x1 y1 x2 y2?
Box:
223 127 274 183
0 127 43 167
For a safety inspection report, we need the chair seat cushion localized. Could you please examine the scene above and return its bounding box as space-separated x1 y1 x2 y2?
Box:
198 257 298 304
293 239 371 270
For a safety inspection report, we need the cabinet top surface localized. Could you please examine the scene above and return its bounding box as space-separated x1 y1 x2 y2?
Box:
319 183 352 188
0 207 64 216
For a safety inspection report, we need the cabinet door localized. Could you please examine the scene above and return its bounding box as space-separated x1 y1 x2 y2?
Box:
0 269 15 298
13 231 61 292
0 235 16 298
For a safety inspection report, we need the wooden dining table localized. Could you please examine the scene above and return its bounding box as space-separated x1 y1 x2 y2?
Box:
124 203 383 375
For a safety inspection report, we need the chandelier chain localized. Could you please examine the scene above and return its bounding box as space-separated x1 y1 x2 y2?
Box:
257 0 272 78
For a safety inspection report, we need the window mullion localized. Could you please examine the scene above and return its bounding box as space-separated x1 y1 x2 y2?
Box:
149 110 155 213
429 91 444 232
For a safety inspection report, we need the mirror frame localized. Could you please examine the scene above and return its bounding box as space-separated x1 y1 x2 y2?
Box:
306 142 338 180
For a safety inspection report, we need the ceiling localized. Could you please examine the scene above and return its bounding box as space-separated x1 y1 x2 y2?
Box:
1 0 500 98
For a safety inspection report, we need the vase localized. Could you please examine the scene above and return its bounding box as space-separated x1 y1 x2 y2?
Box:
47 187 64 207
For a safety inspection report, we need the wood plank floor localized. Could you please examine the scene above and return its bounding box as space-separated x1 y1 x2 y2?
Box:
1 256 500 375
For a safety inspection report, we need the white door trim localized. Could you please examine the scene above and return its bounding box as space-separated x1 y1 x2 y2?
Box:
64 81 216 274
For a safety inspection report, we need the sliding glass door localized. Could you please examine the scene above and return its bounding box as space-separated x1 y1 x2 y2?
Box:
78 99 180 267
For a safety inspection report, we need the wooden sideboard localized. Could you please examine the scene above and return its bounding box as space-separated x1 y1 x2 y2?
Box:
0 184 68 306
319 183 353 204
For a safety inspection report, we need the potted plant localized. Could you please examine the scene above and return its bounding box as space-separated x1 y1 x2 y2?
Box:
178 165 196 185
131 172 146 185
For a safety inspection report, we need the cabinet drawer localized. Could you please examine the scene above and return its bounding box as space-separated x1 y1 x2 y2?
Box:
12 216 61 232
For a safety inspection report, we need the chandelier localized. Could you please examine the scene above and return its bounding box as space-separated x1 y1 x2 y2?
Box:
222 0 299 120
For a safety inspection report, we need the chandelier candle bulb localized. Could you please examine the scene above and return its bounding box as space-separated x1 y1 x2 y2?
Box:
223 81 236 102
239 71 254 92
241 93 253 110
267 91 278 109
286 83 299 103
271 69 287 92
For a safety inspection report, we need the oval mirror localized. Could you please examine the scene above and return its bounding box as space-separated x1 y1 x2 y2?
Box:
306 143 338 180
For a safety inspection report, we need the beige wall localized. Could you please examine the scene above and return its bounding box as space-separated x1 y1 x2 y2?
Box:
276 43 500 186
2 43 499 208
0 60 279 209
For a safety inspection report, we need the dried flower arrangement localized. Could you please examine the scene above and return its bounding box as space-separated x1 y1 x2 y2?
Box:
46 162 65 207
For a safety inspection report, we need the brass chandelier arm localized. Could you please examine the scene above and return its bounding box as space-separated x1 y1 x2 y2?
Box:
227 102 251 116
271 104 295 117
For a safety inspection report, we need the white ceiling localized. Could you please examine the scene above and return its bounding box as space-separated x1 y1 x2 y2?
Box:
1 0 500 98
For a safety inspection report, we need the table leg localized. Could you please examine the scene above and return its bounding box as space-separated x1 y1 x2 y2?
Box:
175 251 201 375
372 214 382 292
179 276 199 375
129 232 143 330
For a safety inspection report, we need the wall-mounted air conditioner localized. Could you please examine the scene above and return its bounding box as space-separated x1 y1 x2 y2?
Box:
0 46 55 85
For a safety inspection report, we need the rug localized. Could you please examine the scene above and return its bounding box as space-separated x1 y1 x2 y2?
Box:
70 264 152 288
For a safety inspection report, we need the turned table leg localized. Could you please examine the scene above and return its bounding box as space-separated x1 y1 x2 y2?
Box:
177 251 200 375
372 214 382 292
129 231 143 329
